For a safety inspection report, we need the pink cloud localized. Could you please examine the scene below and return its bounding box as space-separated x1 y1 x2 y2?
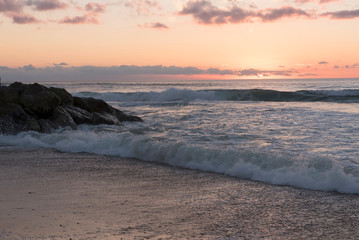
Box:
179 1 310 25
85 2 105 13
60 2 106 25
125 0 161 15
60 15 98 24
295 0 340 3
26 0 68 11
319 0 339 3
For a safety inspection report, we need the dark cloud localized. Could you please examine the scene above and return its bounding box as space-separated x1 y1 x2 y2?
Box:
1 0 65 24
0 0 23 13
179 0 310 25
60 14 98 24
179 0 253 24
53 62 68 66
26 0 68 11
150 22 169 29
298 73 318 77
237 68 294 77
0 66 11 70
334 63 359 69
11 13 40 24
205 68 235 75
139 22 169 29
322 9 359 19
258 7 310 22
20 64 37 70
318 61 328 64
1 1 105 25
1 0 68 12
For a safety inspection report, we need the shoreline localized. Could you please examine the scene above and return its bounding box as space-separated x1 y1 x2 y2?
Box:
1 147 359 239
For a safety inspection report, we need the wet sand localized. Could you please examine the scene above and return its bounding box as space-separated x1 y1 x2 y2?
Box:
0 147 358 239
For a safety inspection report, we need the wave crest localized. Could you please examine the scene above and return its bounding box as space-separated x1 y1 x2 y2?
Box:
76 88 359 103
1 129 358 194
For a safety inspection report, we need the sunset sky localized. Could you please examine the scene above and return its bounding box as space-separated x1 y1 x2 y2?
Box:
1 0 359 81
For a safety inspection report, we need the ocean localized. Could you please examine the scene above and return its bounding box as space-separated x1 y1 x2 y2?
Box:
1 78 359 194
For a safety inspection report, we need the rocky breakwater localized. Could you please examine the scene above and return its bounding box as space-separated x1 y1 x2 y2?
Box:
0 82 142 134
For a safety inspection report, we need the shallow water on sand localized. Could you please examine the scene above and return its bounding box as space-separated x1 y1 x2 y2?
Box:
1 148 359 239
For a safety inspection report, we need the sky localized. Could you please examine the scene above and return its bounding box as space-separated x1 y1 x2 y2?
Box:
0 0 359 81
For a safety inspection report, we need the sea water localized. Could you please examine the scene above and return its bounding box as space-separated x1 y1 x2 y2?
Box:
1 78 359 193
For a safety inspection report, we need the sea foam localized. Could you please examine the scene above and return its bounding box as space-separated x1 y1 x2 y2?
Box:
1 128 358 194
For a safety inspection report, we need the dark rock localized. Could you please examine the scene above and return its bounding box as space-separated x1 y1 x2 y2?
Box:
0 103 41 134
74 96 142 122
49 87 73 105
73 97 112 114
51 106 77 130
93 112 121 126
0 82 142 134
0 83 24 104
37 119 57 134
64 105 96 125
112 107 143 122
19 83 61 118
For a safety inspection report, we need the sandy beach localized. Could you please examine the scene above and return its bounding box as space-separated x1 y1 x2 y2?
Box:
1 147 358 240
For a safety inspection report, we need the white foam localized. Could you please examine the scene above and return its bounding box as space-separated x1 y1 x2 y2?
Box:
1 128 358 194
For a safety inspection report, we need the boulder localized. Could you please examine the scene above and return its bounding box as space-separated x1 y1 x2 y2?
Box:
0 82 142 134
0 103 41 134
19 83 61 118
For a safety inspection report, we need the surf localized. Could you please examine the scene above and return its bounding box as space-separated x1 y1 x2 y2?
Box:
1 127 358 194
75 88 359 103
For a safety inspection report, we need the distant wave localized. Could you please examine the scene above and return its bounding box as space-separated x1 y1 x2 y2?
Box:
1 128 358 194
75 88 359 103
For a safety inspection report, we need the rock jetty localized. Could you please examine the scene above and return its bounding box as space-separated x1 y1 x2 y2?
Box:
0 82 142 134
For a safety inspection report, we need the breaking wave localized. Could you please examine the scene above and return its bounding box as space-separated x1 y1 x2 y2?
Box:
1 128 358 194
75 88 359 103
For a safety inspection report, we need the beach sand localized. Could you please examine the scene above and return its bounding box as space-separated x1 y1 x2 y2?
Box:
0 147 358 240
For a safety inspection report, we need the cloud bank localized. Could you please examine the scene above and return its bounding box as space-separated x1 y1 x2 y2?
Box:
0 64 297 82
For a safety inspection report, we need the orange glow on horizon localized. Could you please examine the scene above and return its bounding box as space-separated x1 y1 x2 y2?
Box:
0 1 359 79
